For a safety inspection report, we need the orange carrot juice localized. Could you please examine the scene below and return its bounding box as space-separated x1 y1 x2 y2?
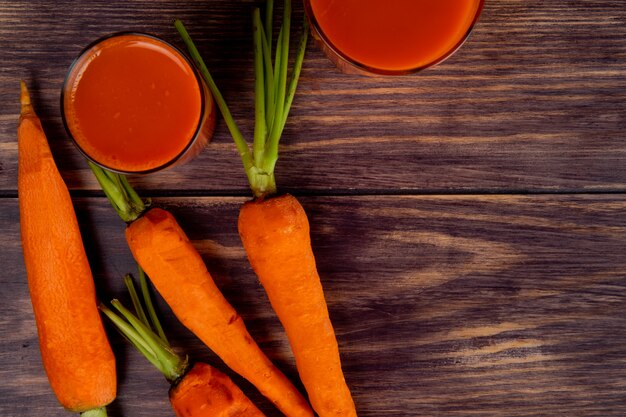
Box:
305 0 484 75
62 33 215 173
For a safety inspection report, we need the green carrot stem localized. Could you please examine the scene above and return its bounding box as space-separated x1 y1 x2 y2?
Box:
101 166 119 183
175 19 273 198
112 299 185 382
265 11 288 174
80 407 108 417
264 23 308 173
88 162 147 223
253 7 267 167
120 175 144 210
271 25 285 132
265 0 274 55
175 0 306 199
263 17 308 174
277 0 291 119
111 299 169 351
260 16 275 132
138 265 169 345
112 174 129 204
99 303 160 369
89 162 130 221
100 271 187 382
103 168 135 213
124 274 150 328
174 19 256 189
283 16 309 123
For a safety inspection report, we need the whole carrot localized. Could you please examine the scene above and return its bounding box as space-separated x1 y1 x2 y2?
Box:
239 194 355 416
100 269 266 417
18 81 116 416
175 1 357 415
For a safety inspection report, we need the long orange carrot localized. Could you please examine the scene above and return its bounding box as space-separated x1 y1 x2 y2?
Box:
100 270 266 417
123 207 313 417
239 194 356 417
18 81 116 416
175 2 357 415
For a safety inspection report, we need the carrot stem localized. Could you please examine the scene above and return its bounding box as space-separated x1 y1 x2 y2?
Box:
138 265 169 345
111 300 169 352
283 16 309 126
173 20 256 188
271 26 284 134
100 269 188 382
253 7 267 168
266 0 290 155
80 407 108 417
89 163 131 221
263 14 308 175
99 303 159 367
124 274 150 328
175 0 307 199
88 162 147 222
261 23 275 129
264 0 274 57
120 175 144 211
101 290 187 382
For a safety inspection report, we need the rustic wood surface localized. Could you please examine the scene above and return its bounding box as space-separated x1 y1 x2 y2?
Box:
1 197 626 417
1 0 626 416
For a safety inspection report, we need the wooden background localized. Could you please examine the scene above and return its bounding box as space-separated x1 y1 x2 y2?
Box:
1 1 625 416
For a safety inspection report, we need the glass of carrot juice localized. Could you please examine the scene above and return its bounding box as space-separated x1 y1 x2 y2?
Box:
304 0 485 76
62 32 216 174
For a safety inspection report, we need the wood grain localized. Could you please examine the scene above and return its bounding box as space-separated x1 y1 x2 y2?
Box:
0 0 625 193
2 1 626 416
2 196 625 416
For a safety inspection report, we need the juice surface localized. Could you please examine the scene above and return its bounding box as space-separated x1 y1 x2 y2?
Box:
309 0 482 72
64 34 202 172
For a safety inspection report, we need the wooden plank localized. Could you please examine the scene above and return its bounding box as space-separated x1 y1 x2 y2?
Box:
1 1 626 193
2 195 625 416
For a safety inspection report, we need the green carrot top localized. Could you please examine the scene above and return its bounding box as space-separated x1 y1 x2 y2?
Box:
99 265 188 383
89 162 148 223
175 0 308 199
80 408 108 417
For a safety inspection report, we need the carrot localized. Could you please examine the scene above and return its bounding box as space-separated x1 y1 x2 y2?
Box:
175 1 357 415
238 194 356 416
124 207 313 417
100 268 266 417
18 81 116 416
171 362 266 417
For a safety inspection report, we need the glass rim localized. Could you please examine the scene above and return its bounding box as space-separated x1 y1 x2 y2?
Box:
303 0 486 76
60 31 208 175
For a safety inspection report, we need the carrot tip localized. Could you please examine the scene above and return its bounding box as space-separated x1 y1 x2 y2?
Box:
20 80 30 106
19 80 36 117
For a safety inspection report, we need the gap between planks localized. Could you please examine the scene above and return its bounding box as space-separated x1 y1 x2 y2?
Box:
6 189 626 199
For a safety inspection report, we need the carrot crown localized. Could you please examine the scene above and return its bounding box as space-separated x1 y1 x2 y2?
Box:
99 266 188 383
175 0 308 199
19 80 36 120
80 408 108 417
